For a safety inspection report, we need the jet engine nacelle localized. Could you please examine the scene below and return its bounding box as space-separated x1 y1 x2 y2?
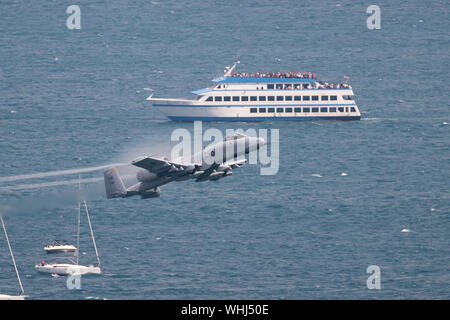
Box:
136 169 157 182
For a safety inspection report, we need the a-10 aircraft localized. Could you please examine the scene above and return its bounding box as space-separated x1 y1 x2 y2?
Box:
104 133 265 199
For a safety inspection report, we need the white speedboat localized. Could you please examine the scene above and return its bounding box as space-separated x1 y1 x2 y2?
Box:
0 216 27 300
148 61 361 121
44 241 77 254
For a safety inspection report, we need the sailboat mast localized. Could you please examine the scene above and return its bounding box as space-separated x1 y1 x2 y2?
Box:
76 201 80 265
0 216 24 296
76 175 81 265
83 201 101 268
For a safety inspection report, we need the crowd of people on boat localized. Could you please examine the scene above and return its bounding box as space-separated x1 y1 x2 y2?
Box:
317 82 351 89
227 71 351 88
229 71 316 79
45 240 69 248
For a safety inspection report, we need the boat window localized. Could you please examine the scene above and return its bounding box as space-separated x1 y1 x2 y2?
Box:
250 96 257 101
345 107 349 112
294 96 301 101
284 84 292 90
293 84 301 89
285 108 293 113
206 96 213 102
268 108 275 113
241 96 249 101
350 107 356 112
338 107 344 112
232 96 240 101
276 84 283 89
259 96 266 101
277 108 284 113
285 96 293 101
215 96 222 102
268 96 275 101
321 95 329 101
259 108 266 113
250 108 257 113
330 95 337 101
267 84 274 89
329 107 336 112
224 96 231 102
312 107 319 113
303 107 310 112
342 95 354 100
320 107 328 112
276 96 284 101
303 96 310 101
294 107 301 112
312 96 319 101
303 84 309 89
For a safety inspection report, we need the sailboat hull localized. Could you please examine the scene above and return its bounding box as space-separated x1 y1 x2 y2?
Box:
35 263 101 276
0 294 26 300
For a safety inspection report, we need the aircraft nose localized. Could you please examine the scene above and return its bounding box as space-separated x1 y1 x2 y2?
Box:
257 137 266 149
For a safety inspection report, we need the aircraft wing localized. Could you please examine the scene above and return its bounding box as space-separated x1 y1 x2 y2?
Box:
131 156 198 176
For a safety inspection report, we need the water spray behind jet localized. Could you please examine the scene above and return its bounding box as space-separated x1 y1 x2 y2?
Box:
0 177 105 192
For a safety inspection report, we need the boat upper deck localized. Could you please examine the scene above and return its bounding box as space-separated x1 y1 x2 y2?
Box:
214 76 316 83
215 71 314 83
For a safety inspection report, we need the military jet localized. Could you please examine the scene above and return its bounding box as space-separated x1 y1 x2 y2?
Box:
104 133 265 199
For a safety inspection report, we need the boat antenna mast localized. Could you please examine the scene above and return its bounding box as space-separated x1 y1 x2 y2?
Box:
1 215 25 296
223 60 240 77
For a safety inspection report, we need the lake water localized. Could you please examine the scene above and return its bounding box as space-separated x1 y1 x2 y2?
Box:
0 0 448 299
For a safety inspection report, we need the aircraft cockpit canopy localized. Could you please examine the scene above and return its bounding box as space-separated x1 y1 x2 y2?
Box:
224 133 247 141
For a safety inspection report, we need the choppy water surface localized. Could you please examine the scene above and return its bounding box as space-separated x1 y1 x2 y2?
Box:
0 1 448 299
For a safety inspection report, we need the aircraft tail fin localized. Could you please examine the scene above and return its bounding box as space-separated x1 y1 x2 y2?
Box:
104 168 127 199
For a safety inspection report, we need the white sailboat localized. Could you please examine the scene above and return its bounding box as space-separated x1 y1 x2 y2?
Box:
0 216 27 300
35 200 101 276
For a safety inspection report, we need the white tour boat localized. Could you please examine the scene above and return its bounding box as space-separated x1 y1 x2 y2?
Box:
0 216 27 300
147 61 361 121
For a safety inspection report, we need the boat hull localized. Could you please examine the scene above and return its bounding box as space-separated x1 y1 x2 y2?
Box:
0 294 26 300
166 115 361 121
35 264 101 276
153 104 361 121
